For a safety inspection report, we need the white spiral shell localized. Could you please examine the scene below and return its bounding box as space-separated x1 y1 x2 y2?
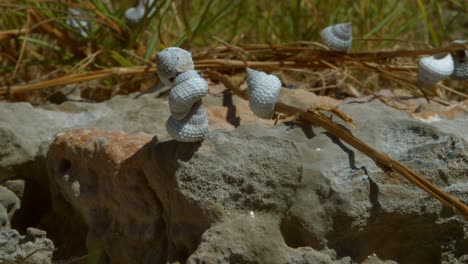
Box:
417 53 454 86
165 104 209 142
169 70 208 120
246 68 281 119
451 40 468 81
156 47 195 85
321 22 352 52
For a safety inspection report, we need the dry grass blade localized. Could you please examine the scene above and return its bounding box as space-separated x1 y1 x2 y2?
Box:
0 67 155 96
0 28 31 42
209 71 468 220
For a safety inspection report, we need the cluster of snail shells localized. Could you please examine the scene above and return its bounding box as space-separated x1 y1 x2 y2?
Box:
417 40 468 86
156 47 209 142
321 22 352 52
246 68 282 119
125 0 156 24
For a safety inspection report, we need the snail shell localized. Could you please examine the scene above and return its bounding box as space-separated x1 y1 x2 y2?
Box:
451 40 468 81
169 70 208 120
156 47 195 85
246 68 281 119
125 0 156 24
453 59 468 81
124 6 145 24
321 22 352 52
417 53 454 86
166 104 209 142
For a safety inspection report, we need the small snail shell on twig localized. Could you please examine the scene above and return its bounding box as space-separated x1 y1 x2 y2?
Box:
452 40 468 81
320 22 352 52
166 104 209 142
156 47 209 142
169 70 208 120
125 0 157 24
156 47 195 86
246 68 281 119
417 53 454 87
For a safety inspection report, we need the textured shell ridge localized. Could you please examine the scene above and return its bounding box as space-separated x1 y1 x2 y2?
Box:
165 105 209 142
320 22 352 52
156 47 194 85
453 59 468 80
417 54 454 86
451 40 468 80
169 76 208 120
246 68 281 119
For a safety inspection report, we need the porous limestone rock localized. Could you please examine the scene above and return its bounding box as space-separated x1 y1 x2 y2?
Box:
0 227 54 264
0 185 20 231
45 99 468 263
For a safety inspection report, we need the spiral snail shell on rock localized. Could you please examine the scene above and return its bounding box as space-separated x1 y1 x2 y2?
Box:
165 104 209 142
452 40 468 81
156 47 209 142
417 53 454 87
169 70 208 120
156 47 195 85
320 22 352 52
246 68 281 119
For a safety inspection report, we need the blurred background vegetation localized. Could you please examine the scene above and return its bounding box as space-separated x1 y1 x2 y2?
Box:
0 0 467 102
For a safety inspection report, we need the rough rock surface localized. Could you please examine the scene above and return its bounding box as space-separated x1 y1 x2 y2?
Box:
1 87 468 263
0 227 54 264
45 100 468 263
0 185 20 231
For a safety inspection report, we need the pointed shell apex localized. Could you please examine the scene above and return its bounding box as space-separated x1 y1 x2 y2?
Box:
321 22 352 52
246 68 281 119
417 54 454 86
156 47 194 85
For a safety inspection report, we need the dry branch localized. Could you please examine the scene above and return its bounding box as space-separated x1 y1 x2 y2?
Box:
208 71 468 220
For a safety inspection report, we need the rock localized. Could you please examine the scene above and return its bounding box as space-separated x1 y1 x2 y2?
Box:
0 185 20 231
0 228 54 264
3 88 468 263
45 100 467 263
4 179 25 199
44 98 468 263
187 213 346 264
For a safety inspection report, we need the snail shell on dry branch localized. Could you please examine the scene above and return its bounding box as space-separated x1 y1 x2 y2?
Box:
156 47 195 85
246 68 281 119
169 70 208 120
320 22 352 52
165 104 209 142
417 53 454 87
